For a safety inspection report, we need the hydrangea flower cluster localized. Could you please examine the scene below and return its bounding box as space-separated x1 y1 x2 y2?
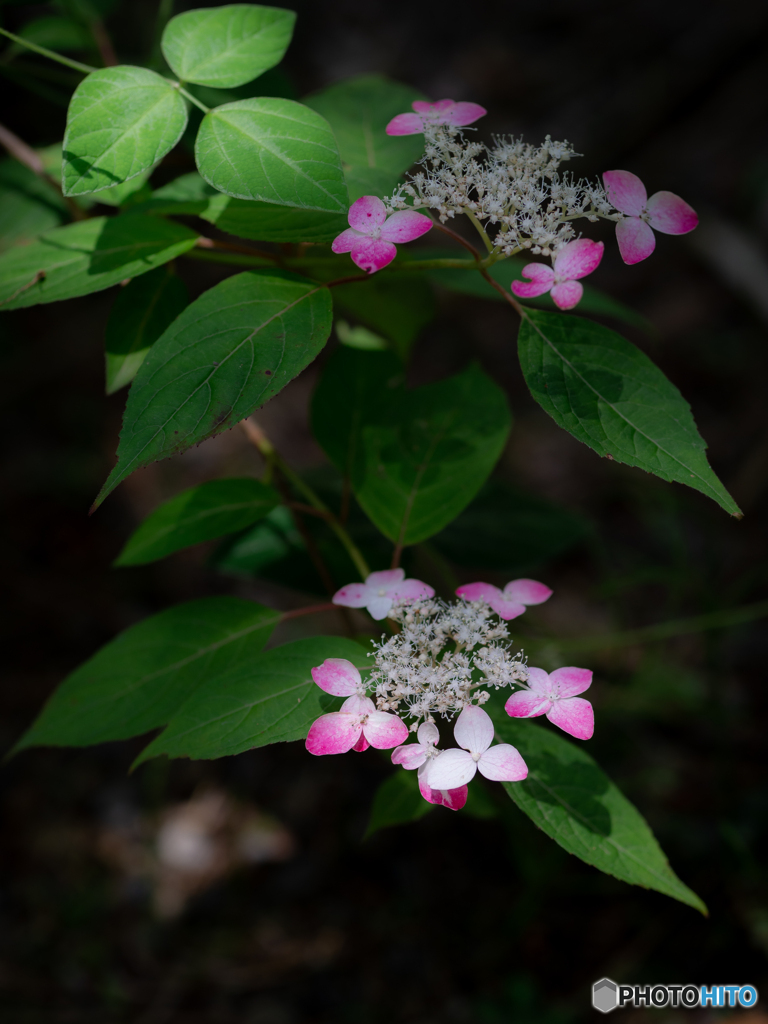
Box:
305 576 595 812
332 97 698 309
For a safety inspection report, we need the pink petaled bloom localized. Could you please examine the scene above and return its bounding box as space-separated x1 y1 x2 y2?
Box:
510 238 604 310
504 666 594 740
391 721 468 811
603 169 698 265
455 578 552 621
331 195 432 274
426 706 528 790
305 658 408 755
385 98 487 136
333 568 434 621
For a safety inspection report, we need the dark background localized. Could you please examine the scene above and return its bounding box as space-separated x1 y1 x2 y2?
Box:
2 0 768 1021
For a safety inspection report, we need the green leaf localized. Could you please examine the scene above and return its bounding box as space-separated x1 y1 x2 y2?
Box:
304 74 424 195
0 157 67 253
134 637 370 764
364 769 434 839
517 309 740 516
330 272 436 360
312 346 403 477
195 98 348 212
63 66 188 197
0 215 199 311
215 504 305 577
94 168 154 208
94 270 332 507
350 363 512 546
8 15 93 55
115 477 281 566
105 266 189 394
13 597 279 751
161 4 296 89
432 480 591 572
492 713 707 913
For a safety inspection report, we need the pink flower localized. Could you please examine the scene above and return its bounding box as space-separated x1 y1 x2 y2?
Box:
504 666 594 740
603 169 698 265
331 195 432 273
510 238 604 310
455 578 552 621
426 706 528 789
333 568 434 621
305 658 408 755
391 721 468 811
386 98 487 136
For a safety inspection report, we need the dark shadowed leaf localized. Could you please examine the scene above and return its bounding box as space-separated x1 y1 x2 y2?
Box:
115 477 280 565
0 157 67 253
492 711 707 912
134 637 371 764
94 270 332 507
330 272 436 360
364 769 434 839
105 266 189 394
13 598 279 751
517 309 740 516
0 215 198 310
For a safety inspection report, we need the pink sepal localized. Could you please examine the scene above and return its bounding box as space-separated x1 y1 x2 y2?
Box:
331 228 362 254
385 112 424 136
332 582 369 608
425 748 477 789
477 743 528 782
348 195 387 232
511 263 554 298
547 696 594 740
417 771 468 810
603 170 647 216
503 579 552 606
311 658 362 696
454 704 494 754
490 599 527 621
364 711 409 749
447 101 487 125
366 596 393 620
554 238 604 280
549 666 592 698
389 578 435 601
366 569 404 588
352 732 370 752
615 217 655 264
305 713 362 755
456 581 500 603
646 191 698 235
551 280 583 310
391 743 427 769
504 690 551 719
379 209 433 243
350 237 397 273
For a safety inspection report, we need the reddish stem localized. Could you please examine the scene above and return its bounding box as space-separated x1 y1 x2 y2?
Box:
431 217 482 259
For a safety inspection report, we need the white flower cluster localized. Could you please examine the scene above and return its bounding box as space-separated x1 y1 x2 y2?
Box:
365 597 529 729
387 123 618 257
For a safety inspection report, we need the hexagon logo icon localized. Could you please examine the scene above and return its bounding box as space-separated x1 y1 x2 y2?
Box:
592 978 618 1013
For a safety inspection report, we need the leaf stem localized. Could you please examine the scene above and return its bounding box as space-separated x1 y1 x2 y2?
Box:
240 418 371 580
0 27 97 74
176 84 209 113
464 209 495 254
196 236 278 262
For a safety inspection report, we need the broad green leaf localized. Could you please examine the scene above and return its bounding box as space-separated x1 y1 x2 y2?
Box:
0 158 67 253
215 504 305 576
13 597 279 751
0 215 198 311
116 477 280 565
94 168 153 208
161 4 296 89
343 166 403 204
433 480 591 572
364 769 434 839
134 636 370 764
517 310 740 516
492 713 707 913
94 270 332 507
330 272 436 360
312 346 403 477
63 66 188 196
349 363 512 546
305 74 424 182
105 266 189 394
195 98 348 211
